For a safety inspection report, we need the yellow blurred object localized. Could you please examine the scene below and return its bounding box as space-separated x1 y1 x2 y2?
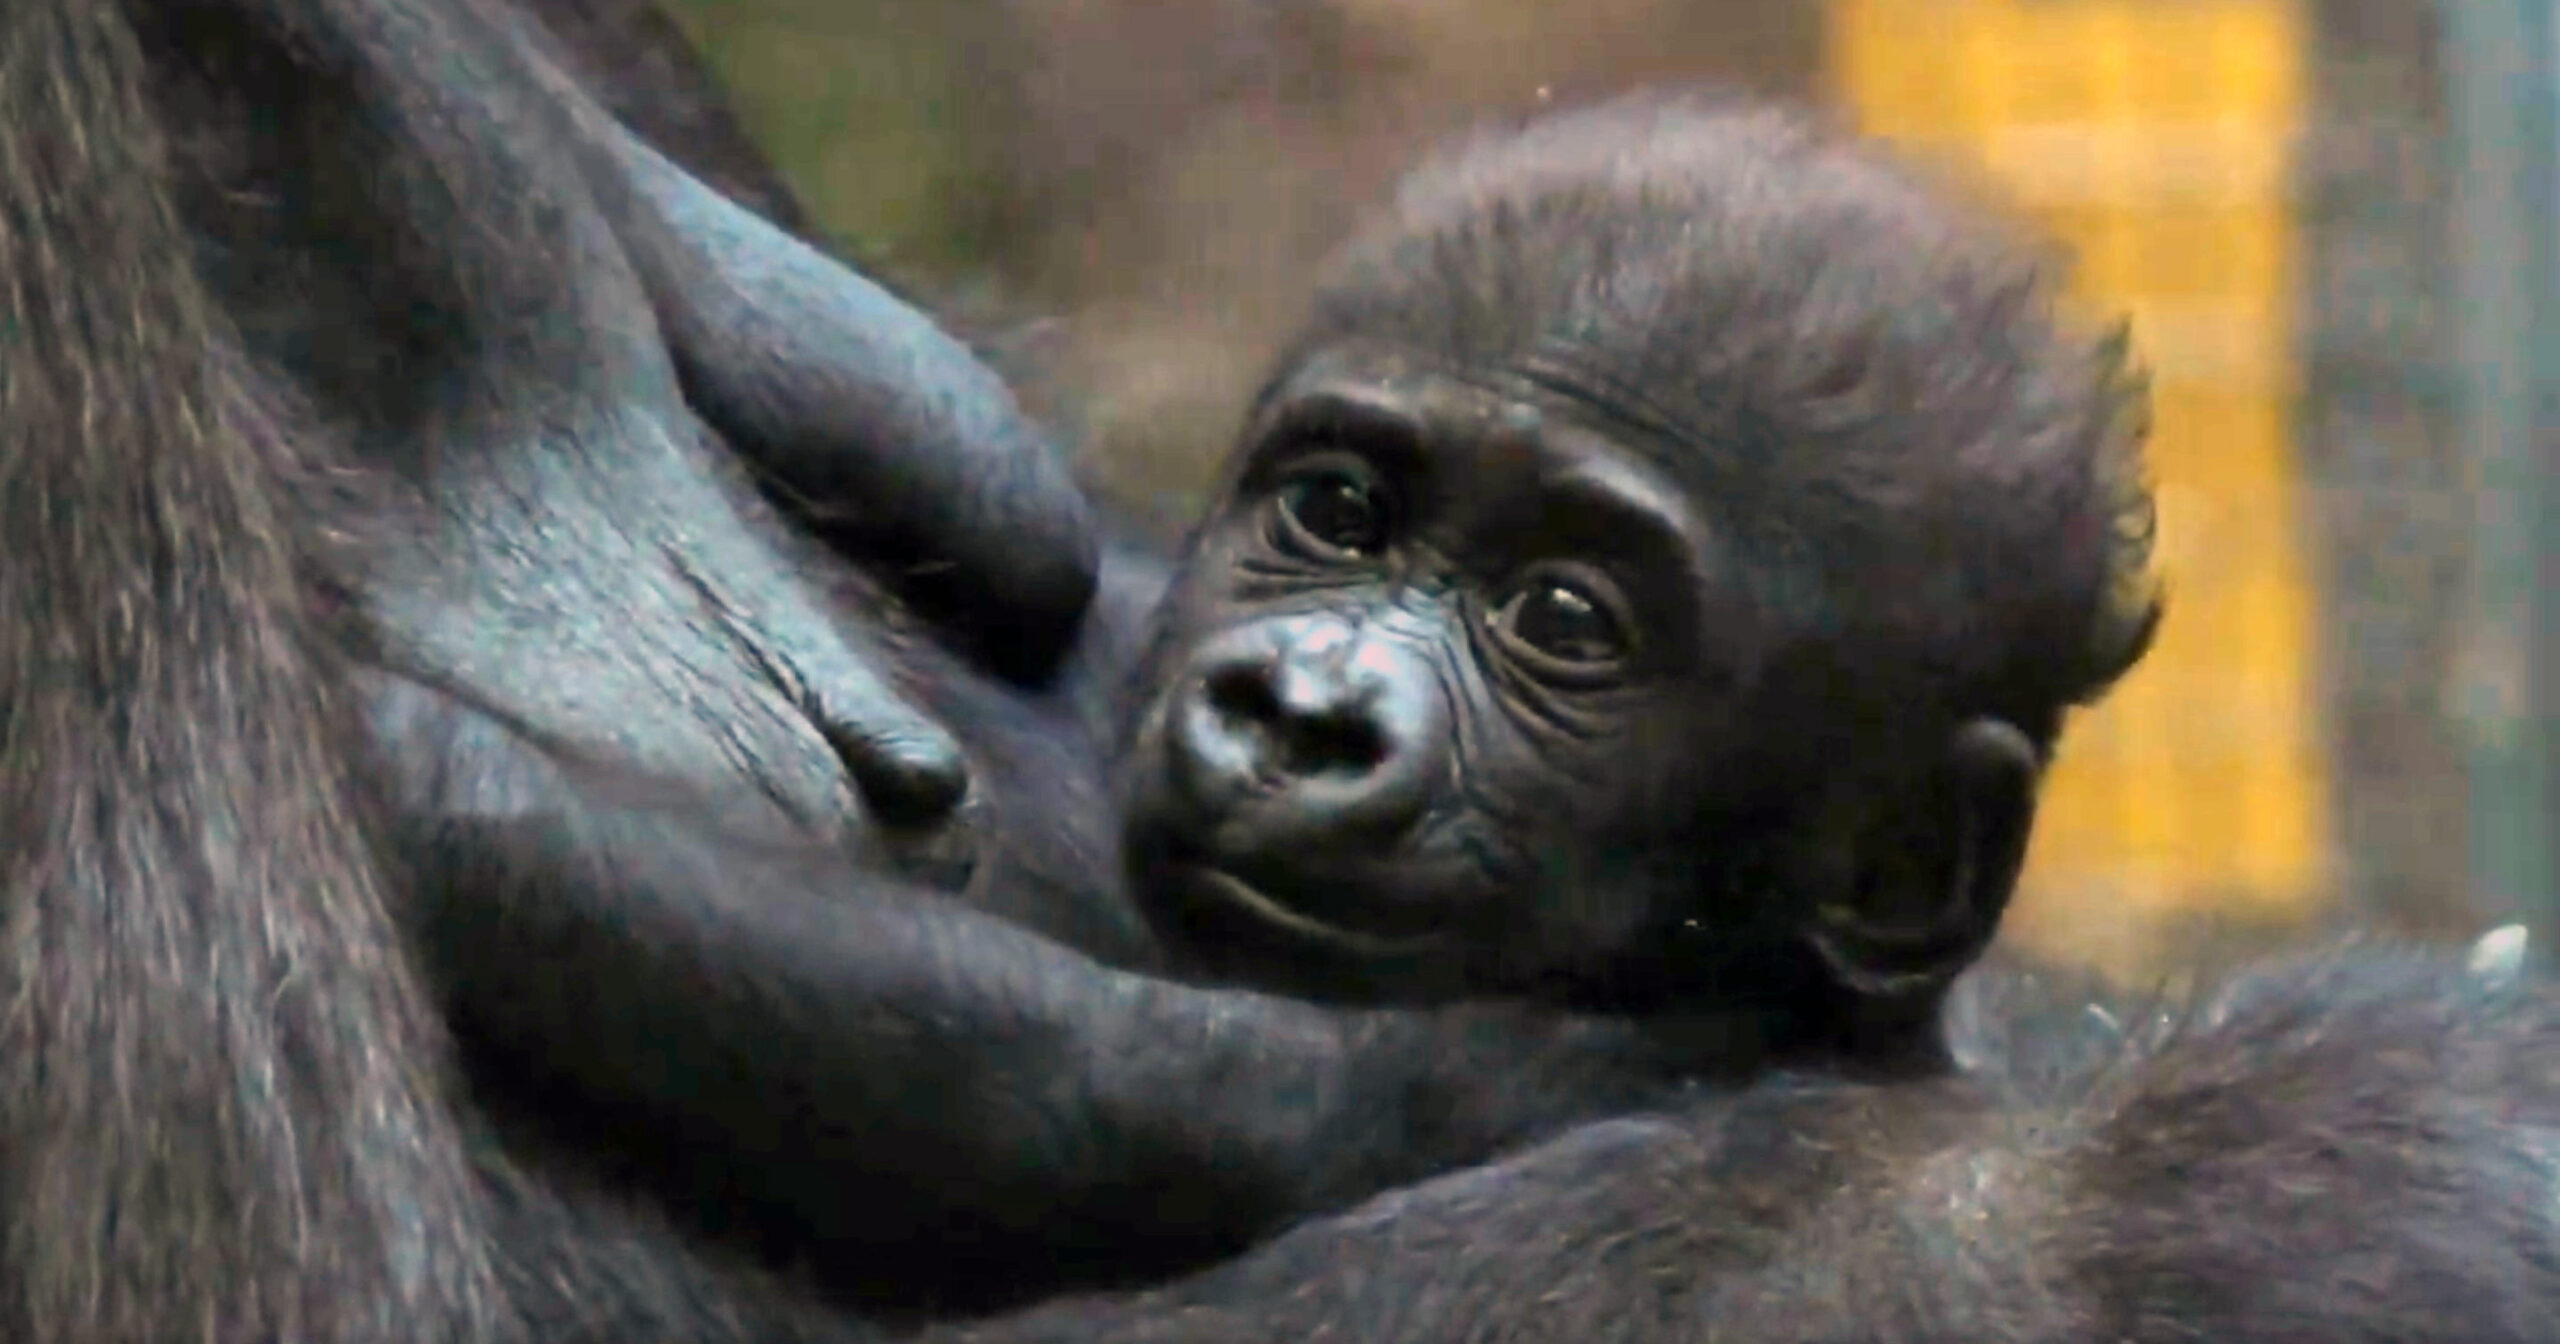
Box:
1828 0 2330 973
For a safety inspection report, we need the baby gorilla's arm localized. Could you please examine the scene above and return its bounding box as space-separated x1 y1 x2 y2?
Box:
405 773 1724 1306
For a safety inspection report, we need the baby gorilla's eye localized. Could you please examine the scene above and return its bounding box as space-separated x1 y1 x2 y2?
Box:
1490 564 1636 673
1273 457 1393 558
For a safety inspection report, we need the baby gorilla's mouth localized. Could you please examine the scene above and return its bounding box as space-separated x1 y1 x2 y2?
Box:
1181 866 1451 957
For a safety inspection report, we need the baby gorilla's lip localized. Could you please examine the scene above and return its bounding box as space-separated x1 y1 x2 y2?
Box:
1181 866 1451 958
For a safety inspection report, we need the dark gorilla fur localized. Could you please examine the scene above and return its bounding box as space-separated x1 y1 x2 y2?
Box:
8 0 2556 1335
0 6 497 1339
945 941 2560 1344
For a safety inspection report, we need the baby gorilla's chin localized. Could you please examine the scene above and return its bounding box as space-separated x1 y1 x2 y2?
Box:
1117 807 1485 1003
1176 864 1451 956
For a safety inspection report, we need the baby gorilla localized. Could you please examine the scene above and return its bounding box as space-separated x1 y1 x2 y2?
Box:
916 92 2560 1343
1115 89 2156 1057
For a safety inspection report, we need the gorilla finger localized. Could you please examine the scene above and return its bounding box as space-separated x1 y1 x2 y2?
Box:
605 132 1099 679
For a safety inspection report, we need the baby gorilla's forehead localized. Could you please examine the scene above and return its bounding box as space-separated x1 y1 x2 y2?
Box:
1249 345 1710 565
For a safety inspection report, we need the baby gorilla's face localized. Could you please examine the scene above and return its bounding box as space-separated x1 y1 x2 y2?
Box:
1116 345 1781 1005
1107 92 2155 1012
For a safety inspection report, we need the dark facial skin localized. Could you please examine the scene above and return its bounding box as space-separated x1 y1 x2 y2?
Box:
1122 346 1781 1007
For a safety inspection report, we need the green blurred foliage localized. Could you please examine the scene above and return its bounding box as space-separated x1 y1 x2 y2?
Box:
660 0 1016 281
654 0 1821 518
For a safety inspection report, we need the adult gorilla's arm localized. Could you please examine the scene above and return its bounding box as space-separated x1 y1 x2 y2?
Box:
938 948 2560 1344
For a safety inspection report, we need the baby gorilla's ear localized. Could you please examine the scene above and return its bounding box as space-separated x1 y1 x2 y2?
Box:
1799 718 2041 999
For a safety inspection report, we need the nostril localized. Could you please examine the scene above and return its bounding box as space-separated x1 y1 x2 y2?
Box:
1282 712 1385 777
1205 663 1283 729
1201 662 1387 779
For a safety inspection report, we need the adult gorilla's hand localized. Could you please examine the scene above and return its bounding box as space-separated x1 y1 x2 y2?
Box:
212 0 1095 844
599 127 1098 685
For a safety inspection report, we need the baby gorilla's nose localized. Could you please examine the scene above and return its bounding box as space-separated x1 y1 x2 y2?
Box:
1170 614 1443 855
1201 660 1390 780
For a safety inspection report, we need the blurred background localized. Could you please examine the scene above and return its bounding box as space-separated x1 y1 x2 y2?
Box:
661 0 2555 979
